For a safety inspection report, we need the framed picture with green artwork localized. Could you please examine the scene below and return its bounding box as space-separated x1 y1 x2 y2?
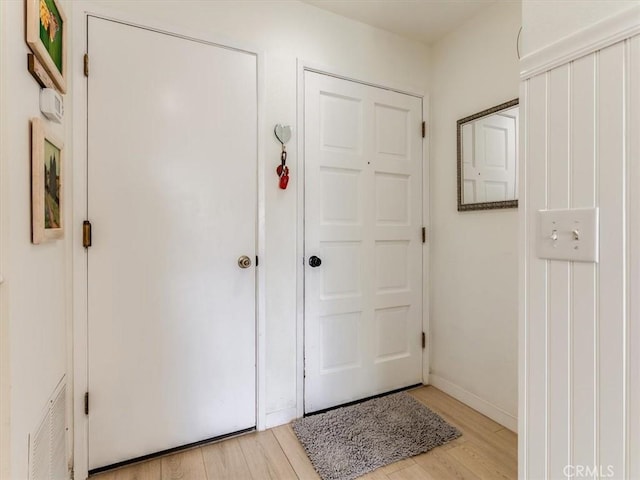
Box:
26 0 67 93
31 118 64 244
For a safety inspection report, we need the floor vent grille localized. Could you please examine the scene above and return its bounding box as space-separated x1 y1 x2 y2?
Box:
30 377 68 480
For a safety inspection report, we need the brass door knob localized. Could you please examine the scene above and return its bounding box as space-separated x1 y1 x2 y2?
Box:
238 255 252 269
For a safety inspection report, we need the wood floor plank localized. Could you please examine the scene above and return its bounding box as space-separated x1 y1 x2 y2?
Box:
238 430 297 480
495 427 517 445
161 449 206 480
453 438 517 479
272 424 321 480
201 438 252 480
464 439 517 478
410 388 503 433
379 457 416 475
387 463 436 480
412 388 505 439
447 442 515 480
409 388 517 463
413 448 481 480
93 459 162 480
409 391 482 434
359 467 392 480
439 436 468 451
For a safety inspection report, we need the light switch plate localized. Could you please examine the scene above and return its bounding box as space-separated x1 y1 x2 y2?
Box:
537 207 599 262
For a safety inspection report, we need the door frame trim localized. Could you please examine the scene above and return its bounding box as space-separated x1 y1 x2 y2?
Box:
72 5 267 478
295 60 431 418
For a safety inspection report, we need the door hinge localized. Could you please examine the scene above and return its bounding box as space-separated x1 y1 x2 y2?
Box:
256 256 259 266
83 54 89 77
82 220 92 248
84 392 89 415
422 226 426 243
422 332 426 349
421 121 426 138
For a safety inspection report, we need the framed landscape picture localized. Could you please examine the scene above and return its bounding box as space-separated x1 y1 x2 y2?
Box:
26 0 67 93
31 118 64 244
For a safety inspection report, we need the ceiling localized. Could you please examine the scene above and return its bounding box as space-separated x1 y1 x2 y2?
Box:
301 0 499 45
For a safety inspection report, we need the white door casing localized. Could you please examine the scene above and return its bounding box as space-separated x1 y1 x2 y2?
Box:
87 17 257 469
304 71 423 413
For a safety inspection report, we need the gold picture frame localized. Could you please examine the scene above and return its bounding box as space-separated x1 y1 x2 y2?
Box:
26 0 67 93
31 117 64 244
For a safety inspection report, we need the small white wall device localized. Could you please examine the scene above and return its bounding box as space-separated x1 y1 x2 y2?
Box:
537 207 599 262
39 88 64 123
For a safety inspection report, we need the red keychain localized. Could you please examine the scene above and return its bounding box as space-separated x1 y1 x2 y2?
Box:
275 124 292 190
277 148 289 189
279 166 289 189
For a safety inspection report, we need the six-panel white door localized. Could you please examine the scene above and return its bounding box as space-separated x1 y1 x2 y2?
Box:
304 71 423 413
87 18 257 469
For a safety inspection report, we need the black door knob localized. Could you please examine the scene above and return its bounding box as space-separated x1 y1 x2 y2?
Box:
309 256 322 267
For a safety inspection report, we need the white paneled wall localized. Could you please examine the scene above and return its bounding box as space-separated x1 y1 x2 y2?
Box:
520 22 639 480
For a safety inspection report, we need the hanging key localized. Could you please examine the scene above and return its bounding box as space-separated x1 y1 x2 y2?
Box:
279 165 290 189
277 147 287 177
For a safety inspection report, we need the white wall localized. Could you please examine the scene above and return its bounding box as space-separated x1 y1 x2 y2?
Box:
521 0 639 55
0 2 9 476
0 0 75 479
428 2 521 431
0 4 9 476
520 5 640 479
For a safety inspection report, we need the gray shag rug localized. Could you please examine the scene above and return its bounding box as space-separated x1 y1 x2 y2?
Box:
292 392 461 480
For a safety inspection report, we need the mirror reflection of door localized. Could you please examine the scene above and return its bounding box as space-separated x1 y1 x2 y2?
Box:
457 99 519 211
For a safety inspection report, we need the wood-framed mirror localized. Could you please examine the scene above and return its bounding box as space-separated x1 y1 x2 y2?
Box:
457 98 519 211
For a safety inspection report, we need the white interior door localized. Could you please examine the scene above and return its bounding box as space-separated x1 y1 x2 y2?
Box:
462 107 518 203
304 71 423 413
87 18 257 470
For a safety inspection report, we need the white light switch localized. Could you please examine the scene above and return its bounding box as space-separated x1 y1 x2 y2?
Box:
537 207 599 262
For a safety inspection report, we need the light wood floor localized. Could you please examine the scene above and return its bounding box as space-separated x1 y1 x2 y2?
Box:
92 386 517 480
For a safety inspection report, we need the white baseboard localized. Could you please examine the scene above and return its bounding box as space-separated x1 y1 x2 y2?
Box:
428 374 518 433
264 406 298 430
